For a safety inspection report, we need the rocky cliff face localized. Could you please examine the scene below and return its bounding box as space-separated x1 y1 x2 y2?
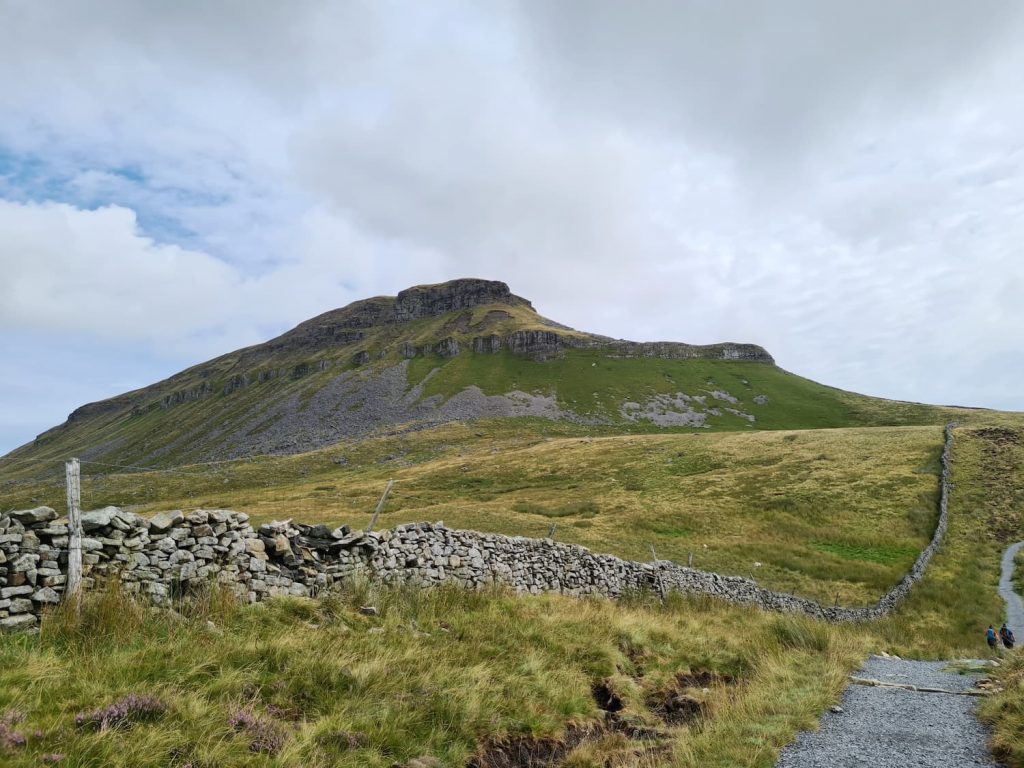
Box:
13 278 779 466
394 279 530 322
262 279 530 354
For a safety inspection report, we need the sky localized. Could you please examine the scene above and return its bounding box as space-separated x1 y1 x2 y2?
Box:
2 1 1024 455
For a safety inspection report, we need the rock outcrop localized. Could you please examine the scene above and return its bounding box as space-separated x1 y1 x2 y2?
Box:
14 277 778 466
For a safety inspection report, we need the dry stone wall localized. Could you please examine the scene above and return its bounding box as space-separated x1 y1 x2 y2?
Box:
0 426 956 633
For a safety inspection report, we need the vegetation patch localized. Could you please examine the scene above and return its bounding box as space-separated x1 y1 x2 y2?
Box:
0 578 867 768
810 541 920 566
980 652 1024 766
511 500 599 519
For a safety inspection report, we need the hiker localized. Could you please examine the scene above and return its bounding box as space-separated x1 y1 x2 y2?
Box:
987 625 999 653
1000 623 1016 650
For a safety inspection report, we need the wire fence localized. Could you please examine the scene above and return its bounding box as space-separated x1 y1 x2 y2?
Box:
0 452 558 547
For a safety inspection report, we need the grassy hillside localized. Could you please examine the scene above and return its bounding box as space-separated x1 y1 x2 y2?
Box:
0 426 1021 767
5 344 1007 475
3 423 951 605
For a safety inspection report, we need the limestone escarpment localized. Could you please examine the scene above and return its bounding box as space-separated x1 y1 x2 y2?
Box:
10 277 780 467
400 328 774 364
261 278 531 355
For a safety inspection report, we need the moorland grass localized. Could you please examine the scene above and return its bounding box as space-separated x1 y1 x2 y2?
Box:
871 427 1024 658
2 425 947 605
0 583 865 768
0 426 1022 765
981 651 1024 766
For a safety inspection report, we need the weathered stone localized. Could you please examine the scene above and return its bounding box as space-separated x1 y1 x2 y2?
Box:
8 598 34 613
32 587 60 604
186 510 209 524
168 550 194 565
0 614 37 632
1 585 33 598
156 537 177 553
81 507 118 532
149 510 184 532
38 524 69 536
9 507 57 525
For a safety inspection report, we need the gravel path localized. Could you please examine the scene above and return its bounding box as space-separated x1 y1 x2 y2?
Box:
998 540 1024 636
775 656 999 767
776 540 1024 766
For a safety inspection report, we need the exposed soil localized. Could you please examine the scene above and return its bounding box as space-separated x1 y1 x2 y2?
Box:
465 724 598 768
591 681 624 713
646 670 737 726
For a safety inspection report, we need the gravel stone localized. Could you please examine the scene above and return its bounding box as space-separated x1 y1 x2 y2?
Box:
998 541 1024 636
775 657 1001 767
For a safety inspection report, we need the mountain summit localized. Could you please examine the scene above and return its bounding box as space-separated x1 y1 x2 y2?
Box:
4 278 912 469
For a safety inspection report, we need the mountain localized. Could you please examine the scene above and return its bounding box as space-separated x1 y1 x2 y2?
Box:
2 278 962 470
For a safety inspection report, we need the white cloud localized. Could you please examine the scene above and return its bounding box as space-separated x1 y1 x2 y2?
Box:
0 200 443 356
2 0 1024 454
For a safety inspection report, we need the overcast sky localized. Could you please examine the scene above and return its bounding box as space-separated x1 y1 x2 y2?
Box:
2 1 1023 455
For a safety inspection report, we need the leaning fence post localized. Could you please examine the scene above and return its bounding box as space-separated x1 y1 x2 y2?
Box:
366 479 395 533
649 544 666 605
65 457 83 613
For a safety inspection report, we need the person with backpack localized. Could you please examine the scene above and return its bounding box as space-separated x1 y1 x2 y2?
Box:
987 625 999 653
999 623 1015 650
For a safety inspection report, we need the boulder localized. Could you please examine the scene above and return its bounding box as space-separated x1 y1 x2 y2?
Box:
272 534 291 555
0 614 37 632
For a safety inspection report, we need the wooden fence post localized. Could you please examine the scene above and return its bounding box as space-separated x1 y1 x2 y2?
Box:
366 479 395 533
649 544 666 604
65 458 83 613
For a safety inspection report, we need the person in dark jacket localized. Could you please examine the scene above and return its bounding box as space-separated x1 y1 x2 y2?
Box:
999 623 1015 649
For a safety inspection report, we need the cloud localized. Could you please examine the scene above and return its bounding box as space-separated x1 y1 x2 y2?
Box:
0 200 443 355
2 0 1024 454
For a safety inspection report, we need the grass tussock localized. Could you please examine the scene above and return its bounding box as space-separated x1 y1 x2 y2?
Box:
979 652 1024 767
0 581 865 768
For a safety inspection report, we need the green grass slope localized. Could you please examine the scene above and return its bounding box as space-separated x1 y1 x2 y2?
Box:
1 426 1021 767
0 423 950 605
2 340 1011 482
